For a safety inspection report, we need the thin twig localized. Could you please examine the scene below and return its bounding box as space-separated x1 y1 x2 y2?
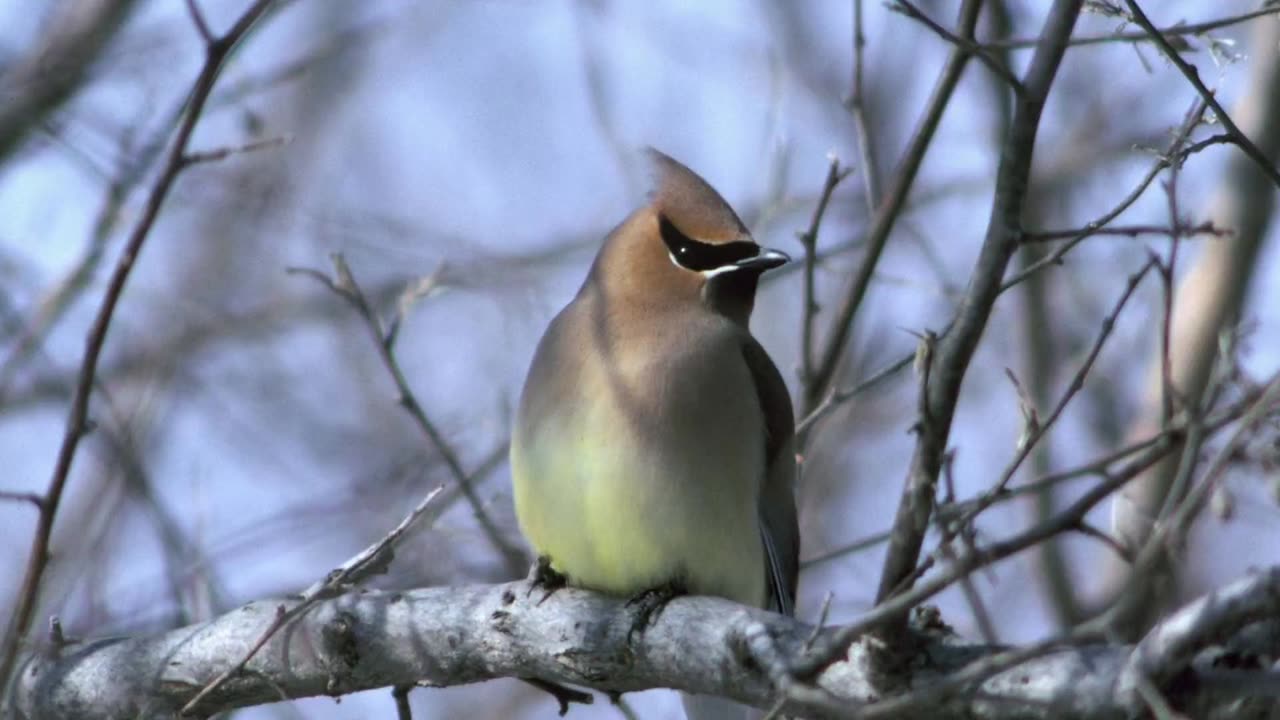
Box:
289 255 528 577
991 258 1157 496
985 5 1280 51
891 0 1024 91
999 98 1210 293
847 0 881 215
181 485 446 715
184 0 214 44
0 0 281 690
873 0 1085 613
807 0 986 411
1124 0 1280 190
797 157 850 392
0 491 44 508
1022 220 1230 242
181 135 289 166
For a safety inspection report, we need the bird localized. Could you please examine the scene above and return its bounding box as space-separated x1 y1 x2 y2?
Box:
510 149 798 718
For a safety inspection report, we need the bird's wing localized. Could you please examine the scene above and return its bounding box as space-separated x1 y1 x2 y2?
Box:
741 338 799 616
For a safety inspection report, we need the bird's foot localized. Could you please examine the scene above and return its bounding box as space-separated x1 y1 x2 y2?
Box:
625 579 686 641
527 555 568 605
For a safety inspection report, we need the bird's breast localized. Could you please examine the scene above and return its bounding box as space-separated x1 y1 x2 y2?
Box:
511 317 768 606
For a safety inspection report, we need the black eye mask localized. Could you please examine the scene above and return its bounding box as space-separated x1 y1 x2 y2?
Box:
659 215 760 273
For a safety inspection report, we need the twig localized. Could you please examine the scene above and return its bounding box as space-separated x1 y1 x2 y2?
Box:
1124 0 1280 190
797 157 851 391
873 0 1084 613
0 0 281 690
990 258 1157 497
847 0 881 215
181 485 446 715
0 491 43 508
289 255 528 577
794 418 1174 680
984 6 1280 50
1022 220 1230 242
891 0 1024 91
185 0 214 44
796 343 917 443
999 97 1210 293
181 135 289 166
806 0 985 411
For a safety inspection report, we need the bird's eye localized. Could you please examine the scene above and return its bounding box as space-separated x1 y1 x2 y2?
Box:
658 215 759 272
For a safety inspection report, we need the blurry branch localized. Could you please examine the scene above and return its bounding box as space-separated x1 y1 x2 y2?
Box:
796 345 915 444
180 485 446 716
0 0 139 163
211 18 386 110
13 569 1280 719
804 386 1256 572
0 230 599 416
847 0 880 215
806 0 983 412
1112 374 1280 642
288 255 529 578
0 0 282 692
794 134 1222 443
890 0 1023 90
983 0 1084 628
792 376 1268 682
1023 220 1230 242
1000 97 1209 293
873 0 1083 618
1106 17 1280 637
181 135 289 166
985 5 1280 51
992 259 1157 505
1124 0 1280 190
0 136 284 407
797 157 852 397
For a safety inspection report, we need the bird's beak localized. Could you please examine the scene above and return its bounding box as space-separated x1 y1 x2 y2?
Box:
734 247 790 272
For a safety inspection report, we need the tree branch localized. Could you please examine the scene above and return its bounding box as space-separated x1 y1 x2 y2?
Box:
12 569 1280 719
806 0 984 411
874 0 1084 609
0 0 282 691
1124 0 1280 190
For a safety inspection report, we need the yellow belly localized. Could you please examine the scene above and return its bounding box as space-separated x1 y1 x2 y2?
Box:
511 393 766 606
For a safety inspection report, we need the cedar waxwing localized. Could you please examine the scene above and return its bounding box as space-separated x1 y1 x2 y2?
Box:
510 150 799 718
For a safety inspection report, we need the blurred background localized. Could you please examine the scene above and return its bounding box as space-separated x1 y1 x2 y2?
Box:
1 1 1278 717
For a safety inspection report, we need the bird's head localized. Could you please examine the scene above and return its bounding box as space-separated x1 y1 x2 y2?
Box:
594 149 789 325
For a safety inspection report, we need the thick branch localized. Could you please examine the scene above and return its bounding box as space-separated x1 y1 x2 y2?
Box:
13 572 1280 720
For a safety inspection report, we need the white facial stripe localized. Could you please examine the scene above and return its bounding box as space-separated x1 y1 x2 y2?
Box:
700 264 740 279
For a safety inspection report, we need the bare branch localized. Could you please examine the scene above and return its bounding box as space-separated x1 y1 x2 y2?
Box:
891 0 1024 90
1023 220 1231 242
874 0 1084 612
290 255 528 577
1124 0 1280 190
985 6 1280 51
797 156 851 393
807 0 985 411
847 0 881 215
13 567 1280 719
179 486 445 715
0 0 283 690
